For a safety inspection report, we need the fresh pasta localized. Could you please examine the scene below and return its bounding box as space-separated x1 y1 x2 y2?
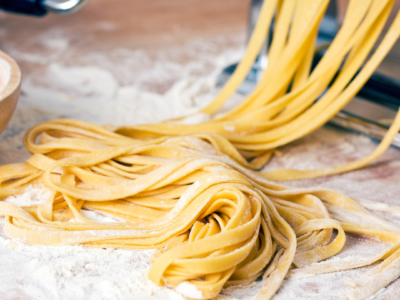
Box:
1 119 400 300
1 0 400 300
117 0 400 181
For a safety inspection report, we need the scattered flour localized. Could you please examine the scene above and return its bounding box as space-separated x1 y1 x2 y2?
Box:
286 272 316 281
1 22 400 300
0 229 183 300
0 34 247 300
4 186 52 207
176 113 211 125
0 186 184 300
366 288 388 300
71 209 127 224
175 281 203 299
359 201 390 211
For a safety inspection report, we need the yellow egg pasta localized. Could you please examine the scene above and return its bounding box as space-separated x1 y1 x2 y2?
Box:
2 0 400 299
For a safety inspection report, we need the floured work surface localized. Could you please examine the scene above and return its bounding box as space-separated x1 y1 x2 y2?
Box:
2 2 400 299
2 126 400 300
3 60 400 300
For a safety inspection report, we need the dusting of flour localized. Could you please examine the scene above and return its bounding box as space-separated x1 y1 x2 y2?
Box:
0 35 251 300
175 282 203 299
2 29 400 300
0 222 177 300
4 186 52 207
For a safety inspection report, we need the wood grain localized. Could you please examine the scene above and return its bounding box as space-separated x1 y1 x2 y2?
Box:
0 51 21 135
0 0 250 91
0 0 250 51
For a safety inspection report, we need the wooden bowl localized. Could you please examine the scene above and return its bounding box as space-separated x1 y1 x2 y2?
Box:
0 50 21 135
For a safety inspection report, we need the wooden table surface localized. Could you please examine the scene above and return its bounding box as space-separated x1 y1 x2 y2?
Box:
0 0 249 82
1 0 399 81
1 1 400 300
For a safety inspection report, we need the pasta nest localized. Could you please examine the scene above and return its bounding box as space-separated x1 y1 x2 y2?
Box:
1 119 400 300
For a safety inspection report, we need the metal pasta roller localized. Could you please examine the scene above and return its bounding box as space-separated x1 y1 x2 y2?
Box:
0 0 89 16
218 0 400 147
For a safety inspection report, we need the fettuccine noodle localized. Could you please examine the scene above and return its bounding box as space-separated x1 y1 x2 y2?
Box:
1 1 400 299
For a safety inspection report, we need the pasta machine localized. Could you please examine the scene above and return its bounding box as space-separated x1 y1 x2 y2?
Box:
218 0 400 147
